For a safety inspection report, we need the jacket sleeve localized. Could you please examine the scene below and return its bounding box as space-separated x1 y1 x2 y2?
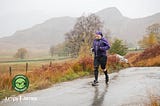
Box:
100 39 110 51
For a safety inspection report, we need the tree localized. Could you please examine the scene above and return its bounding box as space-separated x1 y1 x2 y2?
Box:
138 23 160 48
146 23 160 43
54 43 70 57
50 43 70 57
147 33 158 47
146 23 160 35
65 14 103 57
109 39 128 56
14 48 28 59
138 33 158 48
50 45 55 57
78 40 91 58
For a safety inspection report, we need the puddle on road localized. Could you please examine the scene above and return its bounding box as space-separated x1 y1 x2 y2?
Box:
91 85 109 106
1 67 160 106
146 73 160 79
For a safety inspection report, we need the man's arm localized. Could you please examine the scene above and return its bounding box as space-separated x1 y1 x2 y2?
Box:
100 39 110 51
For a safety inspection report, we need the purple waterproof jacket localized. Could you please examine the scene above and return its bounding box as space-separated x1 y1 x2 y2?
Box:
92 37 110 57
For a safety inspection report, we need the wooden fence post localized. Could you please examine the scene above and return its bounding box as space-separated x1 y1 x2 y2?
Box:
49 61 52 67
9 66 12 76
26 63 28 73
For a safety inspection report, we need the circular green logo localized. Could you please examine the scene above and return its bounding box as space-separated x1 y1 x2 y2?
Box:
12 74 29 92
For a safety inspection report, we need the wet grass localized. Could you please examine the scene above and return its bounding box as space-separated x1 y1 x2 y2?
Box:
147 90 160 106
0 55 128 101
127 45 160 67
0 56 92 101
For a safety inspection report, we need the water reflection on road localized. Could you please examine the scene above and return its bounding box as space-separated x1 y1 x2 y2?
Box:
92 84 108 106
1 67 160 106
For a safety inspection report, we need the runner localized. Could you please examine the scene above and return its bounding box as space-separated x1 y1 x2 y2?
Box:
91 31 110 86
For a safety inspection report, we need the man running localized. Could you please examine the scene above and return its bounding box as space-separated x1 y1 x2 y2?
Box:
91 31 110 86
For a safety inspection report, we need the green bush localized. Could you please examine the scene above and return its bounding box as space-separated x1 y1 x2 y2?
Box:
109 39 128 56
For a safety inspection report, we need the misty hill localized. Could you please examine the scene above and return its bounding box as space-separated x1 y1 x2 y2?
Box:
96 7 160 44
0 7 160 54
0 17 76 54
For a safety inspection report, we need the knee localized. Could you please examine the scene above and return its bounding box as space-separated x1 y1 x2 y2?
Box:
94 66 98 71
102 68 107 72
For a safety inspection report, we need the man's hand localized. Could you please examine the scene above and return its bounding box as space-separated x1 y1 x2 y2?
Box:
99 47 103 51
99 47 105 51
91 48 94 53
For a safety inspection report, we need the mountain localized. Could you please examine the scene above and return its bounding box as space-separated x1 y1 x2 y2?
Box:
96 7 160 44
0 7 160 55
0 16 76 54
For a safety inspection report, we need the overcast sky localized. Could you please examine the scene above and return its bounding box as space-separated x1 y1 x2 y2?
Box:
0 0 160 37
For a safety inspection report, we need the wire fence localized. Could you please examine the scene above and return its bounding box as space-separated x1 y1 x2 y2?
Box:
0 57 71 75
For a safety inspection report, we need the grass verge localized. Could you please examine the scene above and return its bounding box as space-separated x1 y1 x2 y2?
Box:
0 55 128 101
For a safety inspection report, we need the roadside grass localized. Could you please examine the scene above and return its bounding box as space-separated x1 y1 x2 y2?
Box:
149 95 160 106
146 89 160 106
0 56 92 100
134 55 160 67
125 52 140 65
0 55 129 101
107 55 130 73
126 45 160 67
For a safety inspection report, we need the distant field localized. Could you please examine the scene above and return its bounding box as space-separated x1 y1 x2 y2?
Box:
0 54 54 61
0 56 72 74
0 55 14 61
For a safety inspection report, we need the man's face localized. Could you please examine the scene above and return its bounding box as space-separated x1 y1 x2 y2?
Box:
95 34 101 39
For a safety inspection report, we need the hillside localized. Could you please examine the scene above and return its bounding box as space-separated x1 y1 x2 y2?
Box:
126 45 160 66
0 7 160 55
96 7 160 44
0 17 76 54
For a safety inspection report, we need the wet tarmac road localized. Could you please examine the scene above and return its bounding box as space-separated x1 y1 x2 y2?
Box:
1 67 160 106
